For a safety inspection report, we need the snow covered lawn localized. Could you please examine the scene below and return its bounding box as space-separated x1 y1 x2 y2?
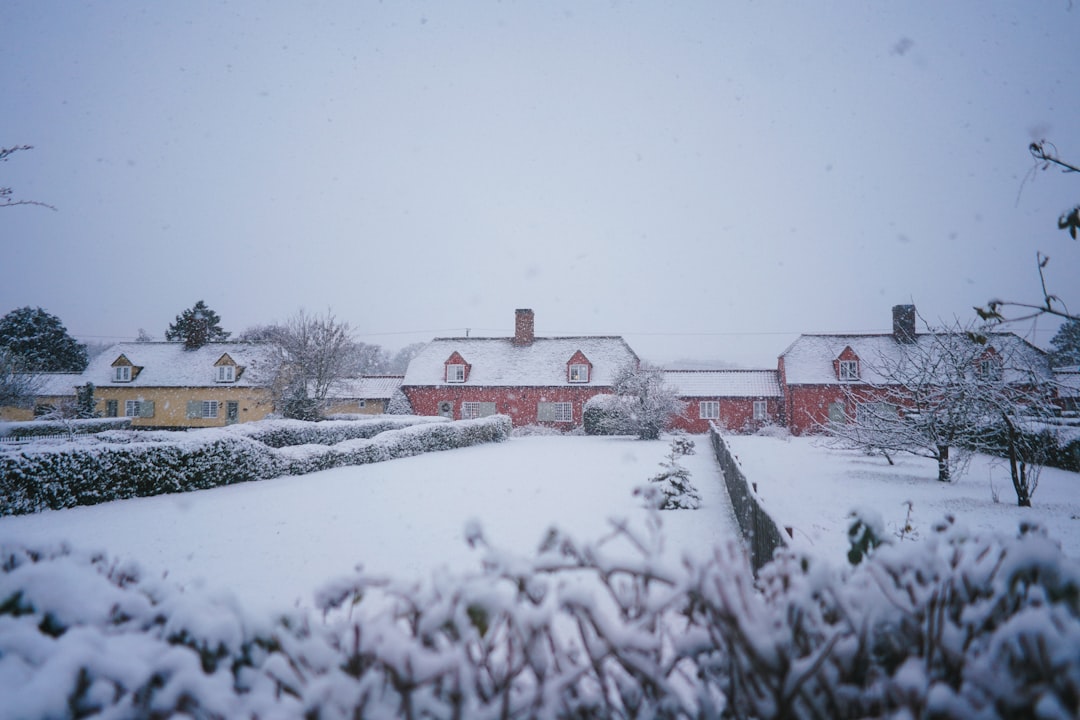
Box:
0 434 737 618
723 433 1080 562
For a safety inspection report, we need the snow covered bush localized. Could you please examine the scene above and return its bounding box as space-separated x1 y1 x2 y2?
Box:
0 416 511 516
635 436 702 510
583 393 637 435
227 415 441 448
4 517 1078 719
0 416 131 439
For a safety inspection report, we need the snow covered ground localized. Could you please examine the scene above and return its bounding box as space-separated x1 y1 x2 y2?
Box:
723 433 1080 563
0 434 738 619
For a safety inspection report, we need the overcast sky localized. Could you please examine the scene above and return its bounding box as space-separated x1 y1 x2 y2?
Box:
2 1 1078 367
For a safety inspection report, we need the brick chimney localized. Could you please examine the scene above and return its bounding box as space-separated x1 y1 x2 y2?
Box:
892 304 916 343
513 308 535 346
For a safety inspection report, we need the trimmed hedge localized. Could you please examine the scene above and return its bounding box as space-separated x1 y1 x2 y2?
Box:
225 416 443 448
0 415 511 516
0 417 132 439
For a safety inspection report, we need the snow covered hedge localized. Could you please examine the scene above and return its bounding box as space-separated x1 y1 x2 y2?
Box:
3 518 1078 718
0 416 511 516
0 417 132 439
226 415 445 448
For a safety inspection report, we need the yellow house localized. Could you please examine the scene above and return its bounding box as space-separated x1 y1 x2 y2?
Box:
87 342 276 428
322 375 404 416
0 373 83 421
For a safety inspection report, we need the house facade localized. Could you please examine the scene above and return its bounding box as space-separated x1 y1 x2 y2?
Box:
84 342 276 429
323 375 404 415
664 369 783 434
0 373 83 421
400 309 639 429
777 305 1056 435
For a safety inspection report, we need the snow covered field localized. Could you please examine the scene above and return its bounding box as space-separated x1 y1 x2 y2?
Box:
0 434 738 619
723 433 1080 562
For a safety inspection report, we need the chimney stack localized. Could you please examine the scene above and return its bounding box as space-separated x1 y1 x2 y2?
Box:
513 308 535 346
892 304 916 343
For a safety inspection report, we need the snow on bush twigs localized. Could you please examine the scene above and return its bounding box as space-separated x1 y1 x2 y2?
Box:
2 516 1078 718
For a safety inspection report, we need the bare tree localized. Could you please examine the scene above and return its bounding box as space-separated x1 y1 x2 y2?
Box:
0 348 41 411
269 309 354 420
0 145 56 210
822 321 1056 503
976 141 1078 326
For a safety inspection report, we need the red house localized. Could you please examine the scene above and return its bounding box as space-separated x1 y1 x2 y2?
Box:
400 309 639 429
664 370 782 433
777 305 1054 435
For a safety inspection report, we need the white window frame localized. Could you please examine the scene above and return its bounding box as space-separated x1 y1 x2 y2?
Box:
569 363 590 383
753 400 768 421
201 400 219 419
462 401 482 419
447 364 466 383
124 400 141 417
216 365 236 383
114 366 132 382
978 358 1002 380
537 401 572 423
838 360 859 381
358 399 366 409
699 401 720 420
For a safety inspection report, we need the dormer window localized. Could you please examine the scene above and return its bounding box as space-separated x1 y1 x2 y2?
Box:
838 360 859 380
569 363 590 383
115 366 132 382
566 350 593 384
217 365 236 383
977 354 1002 380
447 364 466 383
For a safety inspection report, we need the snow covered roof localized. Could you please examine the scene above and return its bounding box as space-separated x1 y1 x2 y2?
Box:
326 375 404 399
84 342 276 388
779 332 1052 386
402 336 639 387
663 370 781 398
1054 368 1080 399
33 373 83 397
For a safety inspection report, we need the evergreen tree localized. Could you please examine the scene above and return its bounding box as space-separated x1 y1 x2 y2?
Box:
1049 318 1080 367
75 383 97 419
0 306 87 371
165 300 230 350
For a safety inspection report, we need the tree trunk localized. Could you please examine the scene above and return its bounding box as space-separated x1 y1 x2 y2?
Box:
936 445 950 482
1001 412 1032 507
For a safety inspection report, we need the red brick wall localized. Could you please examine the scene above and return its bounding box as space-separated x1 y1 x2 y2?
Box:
669 397 782 434
403 386 610 428
785 385 907 435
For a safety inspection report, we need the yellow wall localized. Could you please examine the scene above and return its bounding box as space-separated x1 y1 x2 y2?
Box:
94 386 274 428
1 395 75 422
324 398 387 415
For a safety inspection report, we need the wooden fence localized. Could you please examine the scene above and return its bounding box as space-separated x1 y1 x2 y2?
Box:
708 423 787 573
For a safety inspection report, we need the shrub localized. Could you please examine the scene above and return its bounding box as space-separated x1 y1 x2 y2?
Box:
3 517 1078 718
583 393 636 435
0 416 511 516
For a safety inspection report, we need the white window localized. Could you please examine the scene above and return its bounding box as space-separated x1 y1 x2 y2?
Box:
978 358 1002 380
753 400 768 421
202 401 219 419
358 399 366 409
838 360 859 380
216 365 236 383
569 364 590 383
462 401 497 419
537 401 572 423
447 364 465 383
114 366 132 382
699 401 720 420
124 400 153 418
